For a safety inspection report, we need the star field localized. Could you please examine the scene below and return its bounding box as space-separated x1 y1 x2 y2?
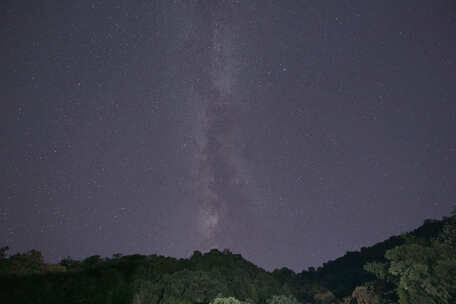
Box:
1 1 456 271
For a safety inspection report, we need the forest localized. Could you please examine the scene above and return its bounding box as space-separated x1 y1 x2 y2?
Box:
1 209 455 304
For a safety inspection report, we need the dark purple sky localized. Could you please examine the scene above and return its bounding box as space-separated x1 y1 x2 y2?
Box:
1 1 455 271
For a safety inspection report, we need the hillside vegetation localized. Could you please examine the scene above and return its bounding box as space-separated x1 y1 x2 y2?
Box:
1 210 455 304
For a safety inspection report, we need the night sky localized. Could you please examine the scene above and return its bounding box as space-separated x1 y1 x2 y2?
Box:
1 1 456 271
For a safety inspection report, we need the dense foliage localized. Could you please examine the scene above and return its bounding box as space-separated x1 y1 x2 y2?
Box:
1 209 454 304
363 211 456 304
0 249 294 304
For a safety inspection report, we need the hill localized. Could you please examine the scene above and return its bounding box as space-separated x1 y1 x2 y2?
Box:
0 211 454 304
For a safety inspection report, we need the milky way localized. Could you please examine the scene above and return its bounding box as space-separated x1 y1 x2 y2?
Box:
177 1 257 251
